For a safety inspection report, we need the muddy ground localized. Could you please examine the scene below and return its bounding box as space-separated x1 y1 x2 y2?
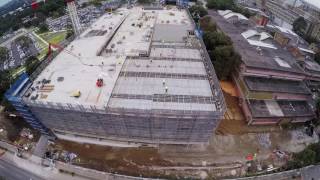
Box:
0 109 31 142
55 140 176 178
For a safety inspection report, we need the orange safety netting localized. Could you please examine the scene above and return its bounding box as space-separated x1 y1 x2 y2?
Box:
220 81 239 97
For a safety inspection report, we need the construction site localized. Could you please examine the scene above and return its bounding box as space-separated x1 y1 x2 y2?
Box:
2 1 320 179
5 5 225 145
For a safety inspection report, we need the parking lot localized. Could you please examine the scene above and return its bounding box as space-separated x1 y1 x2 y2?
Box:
1 33 40 71
46 5 105 32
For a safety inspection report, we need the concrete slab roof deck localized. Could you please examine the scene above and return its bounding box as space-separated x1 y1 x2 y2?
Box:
102 9 156 57
122 58 207 75
152 41 188 46
111 77 213 97
150 47 202 59
153 24 192 42
209 11 306 75
154 8 192 26
27 54 126 106
25 11 128 106
23 7 222 114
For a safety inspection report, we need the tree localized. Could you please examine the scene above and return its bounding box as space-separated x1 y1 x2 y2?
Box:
199 16 217 32
207 46 241 81
0 46 8 66
198 17 240 80
285 142 320 170
189 5 208 18
0 0 66 36
210 45 241 80
314 52 320 65
89 0 102 6
81 2 89 8
25 56 40 75
66 30 74 39
203 31 232 50
287 148 316 169
315 98 320 121
308 143 320 162
0 70 11 102
196 1 203 6
38 24 49 34
207 0 235 10
293 17 307 36
137 0 152 4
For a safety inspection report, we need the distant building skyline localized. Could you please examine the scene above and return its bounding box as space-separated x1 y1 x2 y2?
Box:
0 0 12 7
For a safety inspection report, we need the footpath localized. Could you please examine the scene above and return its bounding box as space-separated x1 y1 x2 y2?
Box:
0 147 87 180
0 139 152 180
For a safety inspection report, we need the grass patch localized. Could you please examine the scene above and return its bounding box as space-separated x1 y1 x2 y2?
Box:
37 48 49 61
40 31 67 44
10 66 26 78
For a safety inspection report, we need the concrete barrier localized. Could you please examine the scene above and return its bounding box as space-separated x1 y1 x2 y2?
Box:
55 161 158 180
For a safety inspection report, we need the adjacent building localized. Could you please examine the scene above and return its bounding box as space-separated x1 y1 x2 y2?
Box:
264 0 320 41
236 0 320 41
211 10 316 125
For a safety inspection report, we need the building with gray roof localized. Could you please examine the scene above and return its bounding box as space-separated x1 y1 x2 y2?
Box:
210 10 316 125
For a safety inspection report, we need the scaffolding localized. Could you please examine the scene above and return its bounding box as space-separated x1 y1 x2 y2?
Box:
4 73 51 136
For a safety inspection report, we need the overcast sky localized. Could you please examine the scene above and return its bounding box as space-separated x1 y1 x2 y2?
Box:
304 0 320 8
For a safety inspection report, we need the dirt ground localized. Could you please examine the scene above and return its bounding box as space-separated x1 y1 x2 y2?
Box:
0 109 31 142
0 108 40 158
216 92 281 135
54 129 317 179
55 140 175 178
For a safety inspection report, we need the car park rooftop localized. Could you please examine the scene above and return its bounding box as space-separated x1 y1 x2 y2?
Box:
24 7 222 113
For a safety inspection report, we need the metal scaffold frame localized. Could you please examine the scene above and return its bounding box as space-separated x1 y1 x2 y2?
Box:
4 73 52 136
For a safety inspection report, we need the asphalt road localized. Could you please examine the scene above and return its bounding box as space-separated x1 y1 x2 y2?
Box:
0 158 44 180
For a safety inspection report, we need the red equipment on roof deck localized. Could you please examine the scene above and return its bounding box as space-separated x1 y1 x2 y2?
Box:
96 78 103 87
47 43 64 57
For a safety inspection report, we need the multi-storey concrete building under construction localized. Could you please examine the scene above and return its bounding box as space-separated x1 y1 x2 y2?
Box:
5 7 225 145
